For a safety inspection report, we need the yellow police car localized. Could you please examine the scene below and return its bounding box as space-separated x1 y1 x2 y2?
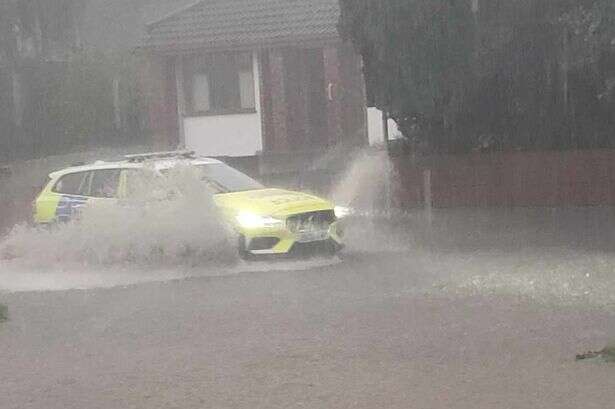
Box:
33 151 346 257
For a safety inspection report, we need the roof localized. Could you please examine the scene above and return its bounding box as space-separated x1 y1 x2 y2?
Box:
141 0 341 53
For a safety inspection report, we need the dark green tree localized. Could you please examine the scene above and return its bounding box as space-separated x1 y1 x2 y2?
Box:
339 0 615 152
340 0 476 148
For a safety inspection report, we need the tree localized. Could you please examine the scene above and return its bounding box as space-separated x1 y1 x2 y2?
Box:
339 0 476 148
339 0 615 152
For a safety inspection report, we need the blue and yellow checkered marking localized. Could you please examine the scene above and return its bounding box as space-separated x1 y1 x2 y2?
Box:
55 195 89 223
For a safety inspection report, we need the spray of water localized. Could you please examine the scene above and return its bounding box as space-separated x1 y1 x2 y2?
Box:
0 165 236 267
0 164 345 292
329 148 389 211
326 147 615 318
326 148 417 254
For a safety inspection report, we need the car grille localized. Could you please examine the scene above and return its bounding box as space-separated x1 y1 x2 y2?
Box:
248 237 280 251
286 210 336 233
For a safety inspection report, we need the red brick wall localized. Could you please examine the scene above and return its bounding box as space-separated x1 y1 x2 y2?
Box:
258 51 275 152
141 55 179 151
393 150 615 208
283 49 311 150
338 44 369 147
260 44 368 153
265 49 290 152
323 46 343 147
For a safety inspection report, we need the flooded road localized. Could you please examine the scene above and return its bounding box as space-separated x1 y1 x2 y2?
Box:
2 199 615 408
2 244 615 409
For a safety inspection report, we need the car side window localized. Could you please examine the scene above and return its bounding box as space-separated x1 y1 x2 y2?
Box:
53 172 90 196
90 169 121 198
122 169 143 198
121 168 161 198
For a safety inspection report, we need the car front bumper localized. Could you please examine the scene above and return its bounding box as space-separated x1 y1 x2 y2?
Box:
240 220 344 256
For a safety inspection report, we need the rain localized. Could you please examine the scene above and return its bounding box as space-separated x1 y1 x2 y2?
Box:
1 1 615 408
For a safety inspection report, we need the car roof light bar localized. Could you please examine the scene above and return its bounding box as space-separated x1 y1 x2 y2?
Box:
124 150 196 163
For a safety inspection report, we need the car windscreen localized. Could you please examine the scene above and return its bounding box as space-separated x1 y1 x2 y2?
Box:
196 163 264 193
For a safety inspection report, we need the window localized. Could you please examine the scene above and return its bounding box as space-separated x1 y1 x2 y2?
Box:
121 169 159 199
184 52 255 115
196 163 263 193
53 172 90 196
89 169 121 198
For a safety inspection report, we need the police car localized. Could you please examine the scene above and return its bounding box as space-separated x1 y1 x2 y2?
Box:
33 151 346 257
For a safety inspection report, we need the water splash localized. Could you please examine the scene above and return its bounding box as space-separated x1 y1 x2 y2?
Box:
0 165 236 267
329 148 391 211
0 164 346 293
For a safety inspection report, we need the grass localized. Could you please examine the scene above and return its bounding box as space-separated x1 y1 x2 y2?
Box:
0 303 7 322
602 346 615 362
577 346 615 362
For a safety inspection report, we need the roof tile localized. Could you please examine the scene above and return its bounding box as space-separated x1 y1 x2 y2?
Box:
142 0 341 52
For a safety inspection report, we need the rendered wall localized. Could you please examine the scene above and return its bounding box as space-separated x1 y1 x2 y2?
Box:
182 52 263 157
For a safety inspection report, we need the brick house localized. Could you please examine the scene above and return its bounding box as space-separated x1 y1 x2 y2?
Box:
139 0 390 159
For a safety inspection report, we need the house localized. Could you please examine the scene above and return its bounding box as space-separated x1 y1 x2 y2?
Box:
139 0 392 160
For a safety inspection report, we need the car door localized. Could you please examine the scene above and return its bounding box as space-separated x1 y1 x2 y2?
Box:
69 168 122 220
118 168 166 201
50 171 92 223
54 169 122 222
88 169 122 203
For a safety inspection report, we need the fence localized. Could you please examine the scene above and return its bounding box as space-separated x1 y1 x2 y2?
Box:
393 150 615 208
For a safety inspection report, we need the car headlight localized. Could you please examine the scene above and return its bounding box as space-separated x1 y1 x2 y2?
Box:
334 206 352 219
236 212 284 229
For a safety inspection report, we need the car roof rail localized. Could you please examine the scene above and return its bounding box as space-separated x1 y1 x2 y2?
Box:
124 150 196 163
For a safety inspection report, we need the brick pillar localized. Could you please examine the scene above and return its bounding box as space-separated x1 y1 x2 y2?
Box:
140 55 179 151
323 46 343 147
268 49 289 152
284 49 310 151
339 44 369 147
258 51 275 153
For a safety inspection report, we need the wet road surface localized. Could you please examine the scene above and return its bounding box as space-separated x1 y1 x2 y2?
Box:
1 251 615 409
